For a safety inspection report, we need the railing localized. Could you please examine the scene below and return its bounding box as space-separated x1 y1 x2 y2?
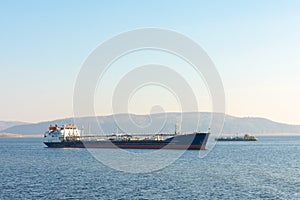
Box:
64 133 177 142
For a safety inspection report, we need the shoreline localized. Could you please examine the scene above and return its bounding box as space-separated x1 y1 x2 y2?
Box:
0 133 42 138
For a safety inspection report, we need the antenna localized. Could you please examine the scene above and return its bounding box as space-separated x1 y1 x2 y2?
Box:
81 125 84 138
175 120 179 135
88 123 91 141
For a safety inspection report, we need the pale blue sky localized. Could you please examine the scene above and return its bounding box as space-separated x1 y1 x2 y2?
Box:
0 0 300 124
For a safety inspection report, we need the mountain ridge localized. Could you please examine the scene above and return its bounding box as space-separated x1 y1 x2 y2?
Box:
0 121 29 132
1 112 300 136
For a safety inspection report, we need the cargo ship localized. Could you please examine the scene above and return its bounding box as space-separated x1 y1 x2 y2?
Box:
215 134 258 141
43 124 210 150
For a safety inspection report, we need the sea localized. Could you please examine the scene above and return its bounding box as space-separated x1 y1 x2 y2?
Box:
0 136 299 200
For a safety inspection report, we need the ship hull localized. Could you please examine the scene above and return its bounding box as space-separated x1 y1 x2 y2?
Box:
44 133 209 150
215 139 257 141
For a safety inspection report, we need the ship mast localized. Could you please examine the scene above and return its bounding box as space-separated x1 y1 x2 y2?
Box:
81 125 84 138
88 123 91 141
175 120 180 135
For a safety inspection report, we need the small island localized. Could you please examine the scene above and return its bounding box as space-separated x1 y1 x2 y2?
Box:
215 134 258 141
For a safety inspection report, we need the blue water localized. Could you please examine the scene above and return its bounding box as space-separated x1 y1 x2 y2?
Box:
0 136 299 199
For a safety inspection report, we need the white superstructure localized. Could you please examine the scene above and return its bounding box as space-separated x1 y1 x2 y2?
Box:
43 125 81 143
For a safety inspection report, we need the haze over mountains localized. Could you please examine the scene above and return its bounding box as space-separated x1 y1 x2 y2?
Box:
0 121 28 132
1 112 300 137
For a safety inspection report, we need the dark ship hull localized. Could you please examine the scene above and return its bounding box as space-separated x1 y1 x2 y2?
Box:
44 133 209 150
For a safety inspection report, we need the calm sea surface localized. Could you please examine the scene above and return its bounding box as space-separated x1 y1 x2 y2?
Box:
0 136 299 199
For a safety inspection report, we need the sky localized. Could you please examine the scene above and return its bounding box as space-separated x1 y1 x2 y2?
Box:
0 0 300 124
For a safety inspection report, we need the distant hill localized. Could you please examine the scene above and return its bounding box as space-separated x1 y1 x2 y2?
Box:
0 121 29 132
1 112 300 136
